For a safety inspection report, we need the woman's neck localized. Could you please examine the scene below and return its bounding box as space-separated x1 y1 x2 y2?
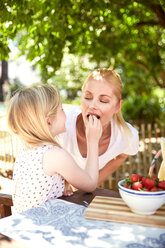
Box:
76 114 86 138
76 114 111 140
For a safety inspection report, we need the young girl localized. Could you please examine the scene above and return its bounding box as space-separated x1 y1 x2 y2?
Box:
7 85 102 213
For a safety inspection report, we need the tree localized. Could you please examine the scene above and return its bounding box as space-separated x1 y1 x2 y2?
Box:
0 0 165 91
0 60 8 101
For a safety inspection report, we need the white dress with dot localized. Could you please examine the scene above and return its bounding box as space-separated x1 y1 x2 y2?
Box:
13 145 65 213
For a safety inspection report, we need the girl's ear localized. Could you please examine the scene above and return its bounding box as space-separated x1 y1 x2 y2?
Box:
115 99 123 113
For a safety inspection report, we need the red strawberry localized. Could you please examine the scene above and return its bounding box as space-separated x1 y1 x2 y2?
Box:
150 187 159 192
130 174 141 183
141 176 146 186
151 176 159 186
132 181 143 191
123 184 131 189
141 187 149 191
152 176 159 180
143 177 155 189
157 181 165 190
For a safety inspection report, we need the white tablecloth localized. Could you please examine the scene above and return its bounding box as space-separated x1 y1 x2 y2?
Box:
0 198 165 248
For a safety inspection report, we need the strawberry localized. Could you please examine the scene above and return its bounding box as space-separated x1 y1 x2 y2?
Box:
122 174 165 192
157 181 165 190
152 176 159 180
143 177 155 190
141 187 149 191
124 177 132 185
150 187 159 192
132 181 143 191
123 184 131 189
151 176 159 186
141 176 146 186
130 174 141 183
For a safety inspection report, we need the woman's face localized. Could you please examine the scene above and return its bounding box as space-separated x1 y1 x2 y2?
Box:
81 79 122 129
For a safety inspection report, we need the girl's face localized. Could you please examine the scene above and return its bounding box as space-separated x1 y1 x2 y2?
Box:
47 103 66 137
81 79 122 129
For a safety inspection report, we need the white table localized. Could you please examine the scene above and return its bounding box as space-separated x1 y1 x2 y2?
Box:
0 195 165 248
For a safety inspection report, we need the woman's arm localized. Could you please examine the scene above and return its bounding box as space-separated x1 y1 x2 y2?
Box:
98 153 128 186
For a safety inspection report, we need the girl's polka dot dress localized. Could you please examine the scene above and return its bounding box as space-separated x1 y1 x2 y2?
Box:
13 145 65 213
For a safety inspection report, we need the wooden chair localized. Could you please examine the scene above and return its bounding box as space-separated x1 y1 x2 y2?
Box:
0 193 13 218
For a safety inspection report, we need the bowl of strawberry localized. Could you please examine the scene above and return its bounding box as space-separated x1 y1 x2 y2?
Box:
118 174 165 215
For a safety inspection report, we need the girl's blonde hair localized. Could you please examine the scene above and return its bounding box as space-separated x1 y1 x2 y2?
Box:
82 68 132 139
7 85 61 147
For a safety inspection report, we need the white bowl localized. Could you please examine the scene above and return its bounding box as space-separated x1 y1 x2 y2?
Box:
118 179 165 215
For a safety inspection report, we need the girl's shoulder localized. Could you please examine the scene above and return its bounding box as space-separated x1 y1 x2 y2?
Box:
43 145 67 160
42 145 73 175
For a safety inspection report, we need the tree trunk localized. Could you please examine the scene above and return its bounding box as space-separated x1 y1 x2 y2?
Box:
0 60 8 102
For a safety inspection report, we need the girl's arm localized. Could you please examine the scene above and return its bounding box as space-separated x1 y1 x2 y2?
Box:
43 115 102 192
97 154 128 186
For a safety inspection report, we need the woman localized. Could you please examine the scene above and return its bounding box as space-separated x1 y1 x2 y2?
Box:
57 68 139 186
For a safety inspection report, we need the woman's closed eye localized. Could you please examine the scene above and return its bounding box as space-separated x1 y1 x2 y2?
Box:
84 97 109 103
99 97 110 103
84 97 92 100
100 100 109 103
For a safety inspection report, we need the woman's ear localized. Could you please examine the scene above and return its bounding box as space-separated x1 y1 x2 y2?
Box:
46 116 51 126
115 99 123 113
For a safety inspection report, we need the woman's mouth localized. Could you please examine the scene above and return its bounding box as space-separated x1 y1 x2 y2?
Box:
87 114 100 119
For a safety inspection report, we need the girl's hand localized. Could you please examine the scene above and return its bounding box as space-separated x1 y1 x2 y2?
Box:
85 115 102 143
63 181 74 196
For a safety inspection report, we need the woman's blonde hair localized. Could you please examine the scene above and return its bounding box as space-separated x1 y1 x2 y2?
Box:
7 84 61 147
82 68 132 139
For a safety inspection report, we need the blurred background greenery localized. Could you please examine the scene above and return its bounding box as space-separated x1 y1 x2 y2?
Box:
0 0 165 125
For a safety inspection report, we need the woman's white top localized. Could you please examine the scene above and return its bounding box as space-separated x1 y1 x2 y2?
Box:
57 106 139 170
13 145 65 213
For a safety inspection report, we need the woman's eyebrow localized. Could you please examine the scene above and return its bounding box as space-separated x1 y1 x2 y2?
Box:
84 91 92 95
100 94 112 99
84 92 112 99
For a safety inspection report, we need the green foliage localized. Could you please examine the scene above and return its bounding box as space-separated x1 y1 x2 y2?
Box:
10 77 24 96
50 49 97 99
0 0 165 88
0 0 165 123
122 94 165 124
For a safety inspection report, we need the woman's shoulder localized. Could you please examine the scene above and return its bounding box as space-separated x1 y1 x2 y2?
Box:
64 105 81 119
126 122 138 136
111 120 139 154
123 122 139 154
112 119 138 138
63 105 81 131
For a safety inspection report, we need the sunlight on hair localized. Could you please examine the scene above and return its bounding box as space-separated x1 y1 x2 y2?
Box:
92 71 103 81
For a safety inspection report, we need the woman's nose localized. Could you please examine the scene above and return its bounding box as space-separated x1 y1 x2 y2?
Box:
89 99 98 109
